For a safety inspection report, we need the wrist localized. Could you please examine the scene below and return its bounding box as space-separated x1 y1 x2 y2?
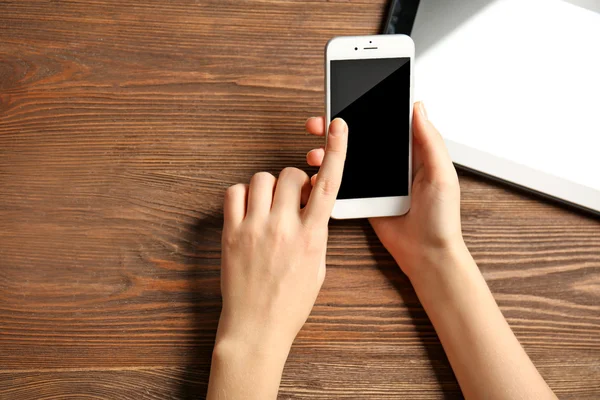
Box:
209 331 291 400
213 334 291 371
405 240 475 292
408 243 492 324
214 321 293 364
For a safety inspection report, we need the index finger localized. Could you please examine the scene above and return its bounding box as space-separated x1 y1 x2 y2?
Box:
303 118 348 225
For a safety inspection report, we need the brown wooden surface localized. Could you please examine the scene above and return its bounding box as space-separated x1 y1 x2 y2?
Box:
1 1 599 398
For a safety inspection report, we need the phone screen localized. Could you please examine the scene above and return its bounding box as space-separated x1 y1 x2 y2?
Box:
330 57 410 200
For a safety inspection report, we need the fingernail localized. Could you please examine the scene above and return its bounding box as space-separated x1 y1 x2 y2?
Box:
330 118 348 136
418 102 428 121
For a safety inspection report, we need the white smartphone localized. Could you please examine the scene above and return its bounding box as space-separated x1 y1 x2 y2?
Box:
325 34 414 219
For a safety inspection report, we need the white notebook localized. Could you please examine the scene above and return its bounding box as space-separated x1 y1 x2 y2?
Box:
412 0 600 213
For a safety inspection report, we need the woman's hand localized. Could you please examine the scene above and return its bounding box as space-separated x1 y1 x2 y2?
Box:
305 102 464 281
306 104 557 400
208 118 347 400
216 118 348 353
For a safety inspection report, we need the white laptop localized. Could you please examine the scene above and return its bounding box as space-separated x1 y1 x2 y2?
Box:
411 0 600 214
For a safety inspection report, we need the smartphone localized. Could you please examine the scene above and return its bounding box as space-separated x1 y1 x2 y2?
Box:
325 34 414 219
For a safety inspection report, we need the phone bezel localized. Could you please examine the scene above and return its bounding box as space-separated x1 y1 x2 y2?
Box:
325 35 414 219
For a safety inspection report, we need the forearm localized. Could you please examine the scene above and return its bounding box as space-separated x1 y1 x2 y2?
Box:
207 338 290 400
410 244 556 400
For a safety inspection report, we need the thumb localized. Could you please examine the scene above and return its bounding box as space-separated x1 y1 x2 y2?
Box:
412 102 454 180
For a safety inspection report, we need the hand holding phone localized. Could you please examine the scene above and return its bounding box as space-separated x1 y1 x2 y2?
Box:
306 102 463 281
209 118 349 400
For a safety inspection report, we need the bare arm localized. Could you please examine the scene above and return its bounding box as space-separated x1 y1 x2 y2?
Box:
207 118 348 399
377 103 556 399
306 102 556 399
412 245 556 399
207 339 289 400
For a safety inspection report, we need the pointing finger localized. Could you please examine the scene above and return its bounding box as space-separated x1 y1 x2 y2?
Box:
304 118 348 225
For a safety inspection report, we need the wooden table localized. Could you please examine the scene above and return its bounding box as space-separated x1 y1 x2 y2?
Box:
1 1 599 398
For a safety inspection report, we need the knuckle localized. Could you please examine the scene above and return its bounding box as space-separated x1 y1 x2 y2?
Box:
316 176 340 197
300 217 325 235
221 231 237 248
240 222 262 244
225 183 244 199
252 171 276 184
268 218 292 239
326 135 347 154
303 228 327 251
280 166 297 176
326 146 345 158
269 216 303 246
280 167 307 182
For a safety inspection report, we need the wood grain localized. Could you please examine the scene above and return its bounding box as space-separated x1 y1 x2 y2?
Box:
1 0 599 399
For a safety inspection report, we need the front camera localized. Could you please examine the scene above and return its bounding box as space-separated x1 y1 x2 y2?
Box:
355 47 358 50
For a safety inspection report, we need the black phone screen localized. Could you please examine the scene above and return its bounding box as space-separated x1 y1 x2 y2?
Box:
330 57 410 200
